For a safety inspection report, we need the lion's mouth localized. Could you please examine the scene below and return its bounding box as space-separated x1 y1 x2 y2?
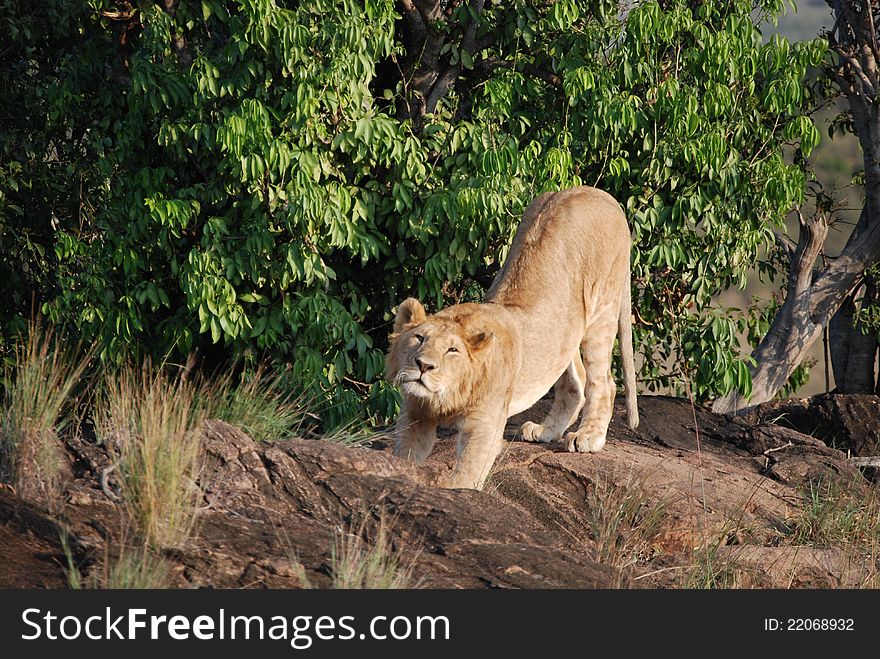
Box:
400 374 438 396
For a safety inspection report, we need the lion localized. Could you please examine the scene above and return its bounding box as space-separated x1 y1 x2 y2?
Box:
385 186 639 490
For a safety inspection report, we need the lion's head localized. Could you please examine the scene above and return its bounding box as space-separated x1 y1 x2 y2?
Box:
385 298 495 418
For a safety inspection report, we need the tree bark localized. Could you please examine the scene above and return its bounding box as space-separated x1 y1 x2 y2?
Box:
841 282 878 392
830 209 879 393
396 0 479 126
829 294 855 390
713 210 880 413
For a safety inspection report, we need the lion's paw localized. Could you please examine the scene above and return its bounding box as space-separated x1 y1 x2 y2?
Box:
519 421 556 443
444 472 480 490
564 430 606 453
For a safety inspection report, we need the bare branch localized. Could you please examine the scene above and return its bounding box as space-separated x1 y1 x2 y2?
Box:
426 65 461 113
839 50 878 96
772 229 797 259
713 210 829 414
860 41 880 94
849 456 880 467
480 56 562 87
791 210 829 300
866 1 880 62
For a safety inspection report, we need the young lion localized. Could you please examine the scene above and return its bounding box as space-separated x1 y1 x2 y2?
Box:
386 186 638 489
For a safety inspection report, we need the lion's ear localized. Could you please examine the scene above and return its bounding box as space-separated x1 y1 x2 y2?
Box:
393 298 427 334
467 330 494 351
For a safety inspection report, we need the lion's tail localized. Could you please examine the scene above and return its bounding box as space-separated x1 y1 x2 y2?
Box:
619 266 639 429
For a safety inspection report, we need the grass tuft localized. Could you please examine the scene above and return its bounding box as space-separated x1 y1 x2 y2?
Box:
197 364 312 442
787 478 880 547
330 513 421 589
0 323 88 506
63 532 171 589
583 471 672 571
681 543 747 589
96 362 205 549
782 477 880 587
321 423 393 448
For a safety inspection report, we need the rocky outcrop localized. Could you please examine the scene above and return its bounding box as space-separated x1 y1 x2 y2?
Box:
0 395 874 589
744 393 880 457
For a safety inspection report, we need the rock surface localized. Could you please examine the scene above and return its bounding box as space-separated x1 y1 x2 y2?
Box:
0 395 875 589
745 393 880 456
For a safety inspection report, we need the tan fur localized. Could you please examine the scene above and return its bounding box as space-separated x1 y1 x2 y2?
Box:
386 186 639 489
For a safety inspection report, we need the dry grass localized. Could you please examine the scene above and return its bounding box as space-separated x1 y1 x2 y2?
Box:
330 512 422 589
63 531 171 589
782 477 880 587
583 471 673 572
681 542 749 589
0 323 88 506
787 478 880 547
95 362 205 550
670 477 880 589
322 424 393 448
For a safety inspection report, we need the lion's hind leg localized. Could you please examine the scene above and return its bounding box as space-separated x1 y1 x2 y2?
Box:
565 307 617 453
520 358 586 443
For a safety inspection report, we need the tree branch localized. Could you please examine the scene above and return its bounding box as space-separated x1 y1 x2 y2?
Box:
712 211 829 414
412 0 442 24
477 56 562 87
399 0 427 64
834 48 878 97
791 210 829 301
426 64 461 113
462 0 484 53
156 0 191 68
772 228 797 260
865 2 880 63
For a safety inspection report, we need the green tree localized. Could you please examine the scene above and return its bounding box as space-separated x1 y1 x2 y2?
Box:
2 0 823 425
0 0 111 343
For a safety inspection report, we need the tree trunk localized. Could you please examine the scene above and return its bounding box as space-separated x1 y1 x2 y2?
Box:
396 0 485 128
829 294 854 390
841 282 878 392
713 209 880 413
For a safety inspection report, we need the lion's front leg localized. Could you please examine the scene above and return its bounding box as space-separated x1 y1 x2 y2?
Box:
445 406 508 490
392 409 437 463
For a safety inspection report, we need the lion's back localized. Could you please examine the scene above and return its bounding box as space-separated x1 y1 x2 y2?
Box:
486 186 631 307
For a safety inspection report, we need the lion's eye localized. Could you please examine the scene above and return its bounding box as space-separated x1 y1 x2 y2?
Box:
447 346 458 354
414 334 425 343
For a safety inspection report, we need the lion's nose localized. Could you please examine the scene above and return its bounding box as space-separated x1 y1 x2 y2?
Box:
415 357 436 374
